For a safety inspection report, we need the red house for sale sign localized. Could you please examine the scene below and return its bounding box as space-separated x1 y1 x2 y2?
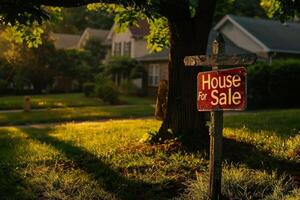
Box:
197 67 247 111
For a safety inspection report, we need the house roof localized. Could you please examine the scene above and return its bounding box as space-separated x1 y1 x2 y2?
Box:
206 31 250 55
214 15 300 54
129 20 150 38
137 48 169 62
107 19 150 40
51 33 81 49
51 28 110 49
137 30 250 62
78 28 110 47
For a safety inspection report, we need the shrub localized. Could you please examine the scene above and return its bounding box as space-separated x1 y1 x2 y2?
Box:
96 84 119 104
119 80 139 95
247 59 300 109
95 75 119 104
0 79 7 95
83 82 96 97
268 60 300 107
247 63 271 108
177 164 299 200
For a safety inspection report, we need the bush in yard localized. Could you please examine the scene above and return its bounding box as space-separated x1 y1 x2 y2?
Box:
268 60 300 107
247 63 270 108
119 80 139 95
83 82 96 97
247 59 300 109
95 75 119 104
0 79 7 94
177 164 299 200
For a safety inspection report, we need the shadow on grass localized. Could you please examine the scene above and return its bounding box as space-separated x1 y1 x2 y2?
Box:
222 137 300 184
0 135 37 199
23 128 178 200
177 128 299 184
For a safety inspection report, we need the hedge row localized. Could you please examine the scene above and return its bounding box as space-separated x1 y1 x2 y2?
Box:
247 59 300 109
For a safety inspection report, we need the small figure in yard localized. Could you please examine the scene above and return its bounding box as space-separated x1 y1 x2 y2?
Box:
155 80 168 120
23 96 31 112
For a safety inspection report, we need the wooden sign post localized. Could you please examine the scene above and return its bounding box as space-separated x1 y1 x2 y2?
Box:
184 34 256 200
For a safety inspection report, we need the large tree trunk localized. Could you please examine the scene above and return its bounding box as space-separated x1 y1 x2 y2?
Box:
161 2 216 149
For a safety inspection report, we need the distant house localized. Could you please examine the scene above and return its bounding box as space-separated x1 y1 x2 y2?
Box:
106 20 150 88
78 28 110 48
107 20 150 58
214 15 300 63
51 33 81 49
136 49 170 95
51 28 110 50
136 15 300 95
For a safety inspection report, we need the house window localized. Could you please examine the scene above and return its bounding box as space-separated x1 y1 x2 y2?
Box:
113 42 122 56
123 41 132 57
148 64 160 86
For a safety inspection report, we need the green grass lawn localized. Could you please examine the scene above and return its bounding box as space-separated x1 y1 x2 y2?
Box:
0 109 299 199
0 93 155 110
0 105 155 126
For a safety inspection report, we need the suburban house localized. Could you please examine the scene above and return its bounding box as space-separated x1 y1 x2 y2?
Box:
130 15 300 95
51 28 110 50
106 19 149 58
214 15 300 63
106 20 151 89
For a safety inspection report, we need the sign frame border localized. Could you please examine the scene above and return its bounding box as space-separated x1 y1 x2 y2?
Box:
197 67 247 112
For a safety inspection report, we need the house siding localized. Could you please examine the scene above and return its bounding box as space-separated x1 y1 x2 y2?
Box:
132 39 148 58
111 30 133 57
110 29 149 59
219 21 265 56
144 60 168 96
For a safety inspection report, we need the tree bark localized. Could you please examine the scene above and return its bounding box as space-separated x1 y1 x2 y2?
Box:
162 1 217 149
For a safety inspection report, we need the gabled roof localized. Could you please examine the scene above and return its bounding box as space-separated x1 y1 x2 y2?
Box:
206 30 250 55
214 15 300 54
78 28 110 47
129 20 150 38
51 33 81 49
51 27 110 49
107 19 150 40
137 48 169 62
137 30 250 62
82 28 110 41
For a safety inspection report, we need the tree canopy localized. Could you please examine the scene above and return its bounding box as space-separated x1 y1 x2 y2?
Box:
0 0 299 51
50 7 113 34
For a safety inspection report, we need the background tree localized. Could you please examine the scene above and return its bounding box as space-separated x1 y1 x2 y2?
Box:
0 0 299 148
102 56 143 85
0 29 57 93
215 0 267 22
84 38 108 70
50 7 113 34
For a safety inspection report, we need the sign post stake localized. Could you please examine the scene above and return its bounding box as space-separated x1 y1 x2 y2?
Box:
209 35 225 200
183 33 256 200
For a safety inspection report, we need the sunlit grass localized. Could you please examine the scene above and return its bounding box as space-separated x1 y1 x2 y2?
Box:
0 105 155 126
0 93 103 110
0 93 155 110
0 120 205 199
224 109 300 163
0 109 299 199
177 164 300 200
223 128 300 162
